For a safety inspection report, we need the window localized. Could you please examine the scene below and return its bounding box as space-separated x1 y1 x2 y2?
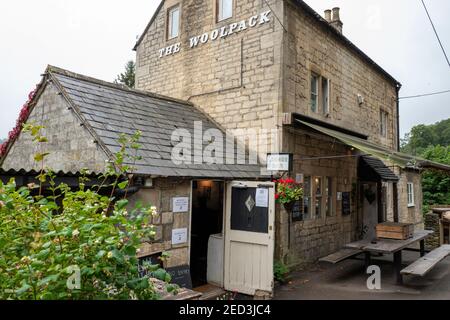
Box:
380 110 388 137
303 176 312 219
325 177 333 217
217 0 233 22
407 183 415 207
314 177 323 218
322 77 330 115
310 74 319 112
167 5 180 40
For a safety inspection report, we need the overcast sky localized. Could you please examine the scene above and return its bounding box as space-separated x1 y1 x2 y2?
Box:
0 0 449 140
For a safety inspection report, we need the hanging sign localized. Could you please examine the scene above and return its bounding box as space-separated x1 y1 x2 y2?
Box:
266 153 293 172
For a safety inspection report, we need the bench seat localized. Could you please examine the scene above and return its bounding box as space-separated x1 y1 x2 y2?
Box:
401 245 450 277
319 248 363 264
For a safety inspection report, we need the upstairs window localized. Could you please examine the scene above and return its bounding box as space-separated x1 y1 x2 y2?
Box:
380 109 388 137
311 72 331 116
322 77 330 115
167 5 180 40
217 0 233 22
310 73 319 112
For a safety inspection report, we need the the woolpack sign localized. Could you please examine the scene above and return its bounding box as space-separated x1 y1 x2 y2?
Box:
158 10 272 58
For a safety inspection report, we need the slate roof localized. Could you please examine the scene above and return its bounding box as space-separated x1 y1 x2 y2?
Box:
360 156 399 182
46 66 264 179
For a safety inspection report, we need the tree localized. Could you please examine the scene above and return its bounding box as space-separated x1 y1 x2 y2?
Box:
115 61 135 88
401 118 450 155
421 145 450 212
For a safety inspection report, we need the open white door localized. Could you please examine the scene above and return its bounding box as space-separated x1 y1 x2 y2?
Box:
224 181 275 295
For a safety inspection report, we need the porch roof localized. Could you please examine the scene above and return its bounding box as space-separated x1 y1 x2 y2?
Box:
296 119 450 172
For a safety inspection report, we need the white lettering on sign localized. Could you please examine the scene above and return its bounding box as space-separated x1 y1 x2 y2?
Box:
159 42 181 58
158 10 272 58
267 154 291 172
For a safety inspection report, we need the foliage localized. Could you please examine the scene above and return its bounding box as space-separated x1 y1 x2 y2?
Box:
274 178 303 204
273 261 289 283
420 145 450 213
401 119 450 213
115 61 135 89
0 90 36 159
0 124 174 300
401 118 450 155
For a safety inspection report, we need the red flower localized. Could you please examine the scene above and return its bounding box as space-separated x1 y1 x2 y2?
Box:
275 194 280 200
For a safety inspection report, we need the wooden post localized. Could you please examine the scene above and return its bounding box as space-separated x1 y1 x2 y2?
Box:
394 251 403 285
393 182 399 223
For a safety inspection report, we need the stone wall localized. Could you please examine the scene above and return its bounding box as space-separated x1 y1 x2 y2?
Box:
283 0 399 150
2 83 108 173
135 0 285 158
424 212 440 250
398 169 424 230
277 127 359 265
128 177 191 268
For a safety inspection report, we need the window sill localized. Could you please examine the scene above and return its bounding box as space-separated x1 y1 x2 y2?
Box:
407 204 415 208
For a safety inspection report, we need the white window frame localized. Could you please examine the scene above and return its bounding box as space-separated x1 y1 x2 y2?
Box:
311 73 319 113
217 0 233 22
407 182 415 207
167 5 180 40
380 109 388 137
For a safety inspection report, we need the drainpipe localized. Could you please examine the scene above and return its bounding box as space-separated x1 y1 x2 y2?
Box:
396 83 402 152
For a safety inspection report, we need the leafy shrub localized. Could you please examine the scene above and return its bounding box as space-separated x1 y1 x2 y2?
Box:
273 261 290 283
0 124 173 300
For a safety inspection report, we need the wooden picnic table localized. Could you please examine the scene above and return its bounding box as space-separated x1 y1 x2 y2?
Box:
345 230 434 284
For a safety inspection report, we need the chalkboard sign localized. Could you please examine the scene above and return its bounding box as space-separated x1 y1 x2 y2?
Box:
166 265 193 289
342 192 351 216
291 200 303 222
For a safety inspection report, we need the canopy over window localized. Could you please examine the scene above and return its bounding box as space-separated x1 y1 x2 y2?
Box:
295 119 449 171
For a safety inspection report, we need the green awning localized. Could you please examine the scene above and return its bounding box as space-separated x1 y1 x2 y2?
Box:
296 120 422 169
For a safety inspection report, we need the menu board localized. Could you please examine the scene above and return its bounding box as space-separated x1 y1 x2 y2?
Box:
342 192 351 216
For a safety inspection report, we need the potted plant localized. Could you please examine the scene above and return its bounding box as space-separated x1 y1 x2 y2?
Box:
274 178 304 212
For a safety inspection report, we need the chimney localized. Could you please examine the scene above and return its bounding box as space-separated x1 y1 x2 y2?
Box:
330 7 343 34
324 9 332 23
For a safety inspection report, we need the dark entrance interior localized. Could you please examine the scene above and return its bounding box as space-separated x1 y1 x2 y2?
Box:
190 180 224 288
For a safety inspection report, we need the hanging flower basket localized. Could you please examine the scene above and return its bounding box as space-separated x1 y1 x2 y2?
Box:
274 178 303 212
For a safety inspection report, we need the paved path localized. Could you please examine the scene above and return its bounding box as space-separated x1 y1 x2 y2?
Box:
274 251 450 300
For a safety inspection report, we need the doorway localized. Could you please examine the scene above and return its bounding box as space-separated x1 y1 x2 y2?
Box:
190 180 224 288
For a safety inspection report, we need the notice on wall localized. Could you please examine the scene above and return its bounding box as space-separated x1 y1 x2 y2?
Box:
255 188 269 208
172 228 188 245
173 197 189 213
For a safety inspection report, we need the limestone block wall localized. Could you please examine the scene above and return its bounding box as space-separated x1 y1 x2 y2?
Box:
128 177 192 268
283 0 399 150
277 127 359 265
135 0 285 158
425 212 440 249
397 169 424 230
1 83 108 173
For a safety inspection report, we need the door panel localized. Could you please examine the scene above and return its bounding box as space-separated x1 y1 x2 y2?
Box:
224 181 275 295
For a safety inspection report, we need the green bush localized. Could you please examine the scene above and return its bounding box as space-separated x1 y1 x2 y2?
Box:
273 261 290 283
0 124 173 300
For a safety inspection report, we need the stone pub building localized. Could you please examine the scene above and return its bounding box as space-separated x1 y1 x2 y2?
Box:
1 0 448 296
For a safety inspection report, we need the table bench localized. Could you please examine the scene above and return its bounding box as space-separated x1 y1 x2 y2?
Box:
319 248 363 264
401 245 450 277
345 230 434 284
